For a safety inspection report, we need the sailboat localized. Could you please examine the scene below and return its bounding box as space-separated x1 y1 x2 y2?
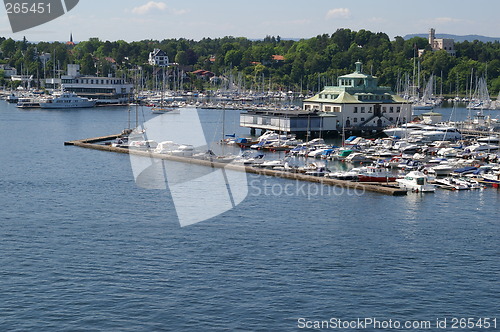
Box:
152 67 175 114
467 77 493 110
413 75 435 110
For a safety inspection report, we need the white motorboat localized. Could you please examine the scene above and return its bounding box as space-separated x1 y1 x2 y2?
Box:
383 123 428 138
409 126 462 142
344 152 372 163
435 177 482 190
151 107 176 114
428 162 454 176
396 171 436 192
39 92 96 109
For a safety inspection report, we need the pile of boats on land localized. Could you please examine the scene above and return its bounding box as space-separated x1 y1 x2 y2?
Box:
112 123 500 193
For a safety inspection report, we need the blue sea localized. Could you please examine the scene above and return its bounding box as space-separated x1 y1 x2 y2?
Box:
0 102 499 331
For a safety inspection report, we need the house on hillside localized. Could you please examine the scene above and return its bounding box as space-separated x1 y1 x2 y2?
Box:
191 69 215 80
149 49 169 67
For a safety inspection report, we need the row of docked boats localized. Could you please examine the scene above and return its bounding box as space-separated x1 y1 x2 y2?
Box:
113 123 500 193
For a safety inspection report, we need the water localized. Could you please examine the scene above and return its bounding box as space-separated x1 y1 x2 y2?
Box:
0 102 499 331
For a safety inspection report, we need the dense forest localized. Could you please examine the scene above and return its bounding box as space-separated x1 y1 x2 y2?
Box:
1 29 500 96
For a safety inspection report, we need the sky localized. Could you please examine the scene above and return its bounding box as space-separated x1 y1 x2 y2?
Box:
1 0 500 42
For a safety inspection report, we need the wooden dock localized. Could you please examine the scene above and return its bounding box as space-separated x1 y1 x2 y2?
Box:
65 134 408 196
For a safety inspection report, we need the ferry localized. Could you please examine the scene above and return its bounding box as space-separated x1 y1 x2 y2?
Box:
39 92 96 109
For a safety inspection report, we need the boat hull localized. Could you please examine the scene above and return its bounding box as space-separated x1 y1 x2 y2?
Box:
358 175 397 182
40 101 96 109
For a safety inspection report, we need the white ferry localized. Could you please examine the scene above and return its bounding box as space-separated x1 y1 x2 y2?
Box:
39 92 96 109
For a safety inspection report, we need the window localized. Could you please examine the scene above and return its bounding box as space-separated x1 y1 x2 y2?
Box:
361 118 365 122
382 107 387 113
361 107 365 113
353 118 358 123
369 107 373 113
390 107 394 113
397 107 401 113
325 106 331 112
354 107 358 113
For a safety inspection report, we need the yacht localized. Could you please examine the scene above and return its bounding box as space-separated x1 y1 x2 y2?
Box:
409 126 462 142
383 123 428 138
396 171 436 192
39 92 96 109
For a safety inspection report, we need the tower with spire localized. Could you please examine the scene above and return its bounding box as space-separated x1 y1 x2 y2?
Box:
66 32 75 46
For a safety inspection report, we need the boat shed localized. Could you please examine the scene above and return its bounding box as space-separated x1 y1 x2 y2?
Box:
240 109 339 136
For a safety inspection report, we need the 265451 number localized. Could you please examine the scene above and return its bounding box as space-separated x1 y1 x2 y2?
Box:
5 2 51 14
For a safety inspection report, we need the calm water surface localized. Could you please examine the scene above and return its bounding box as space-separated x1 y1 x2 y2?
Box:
0 102 499 331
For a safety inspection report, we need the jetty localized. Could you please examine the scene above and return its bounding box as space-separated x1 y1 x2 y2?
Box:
65 134 407 196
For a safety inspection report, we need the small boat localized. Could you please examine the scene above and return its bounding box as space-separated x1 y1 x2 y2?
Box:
233 151 265 166
428 163 454 176
39 92 96 109
16 97 40 108
396 171 436 192
481 171 500 184
151 106 176 114
304 166 330 177
344 152 372 163
357 165 397 182
6 93 19 103
435 177 469 190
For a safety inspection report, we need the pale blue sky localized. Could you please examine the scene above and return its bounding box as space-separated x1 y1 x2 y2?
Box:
1 0 499 42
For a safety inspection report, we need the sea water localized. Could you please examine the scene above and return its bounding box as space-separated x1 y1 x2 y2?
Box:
0 102 498 331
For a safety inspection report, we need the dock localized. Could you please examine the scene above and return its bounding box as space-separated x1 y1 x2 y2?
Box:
65 134 407 196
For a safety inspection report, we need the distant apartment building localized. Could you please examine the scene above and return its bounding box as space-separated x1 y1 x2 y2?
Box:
429 28 456 56
149 49 169 67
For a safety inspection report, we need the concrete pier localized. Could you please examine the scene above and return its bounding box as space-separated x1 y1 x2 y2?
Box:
65 134 408 196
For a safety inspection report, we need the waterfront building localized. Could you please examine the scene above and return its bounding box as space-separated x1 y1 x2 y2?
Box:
49 64 135 104
302 61 411 129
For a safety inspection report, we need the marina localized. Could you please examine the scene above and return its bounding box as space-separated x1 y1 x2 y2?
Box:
1 80 499 332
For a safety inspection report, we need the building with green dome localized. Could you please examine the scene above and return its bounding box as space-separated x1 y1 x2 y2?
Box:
303 61 411 129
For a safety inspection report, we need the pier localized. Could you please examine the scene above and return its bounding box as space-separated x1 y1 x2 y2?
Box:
65 134 407 196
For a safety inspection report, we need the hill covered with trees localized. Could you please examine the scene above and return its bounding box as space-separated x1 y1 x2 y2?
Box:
1 29 499 96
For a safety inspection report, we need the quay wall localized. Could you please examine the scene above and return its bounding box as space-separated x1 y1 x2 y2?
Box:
65 135 407 196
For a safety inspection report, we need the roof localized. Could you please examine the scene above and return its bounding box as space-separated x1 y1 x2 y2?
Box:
151 49 167 57
272 55 285 61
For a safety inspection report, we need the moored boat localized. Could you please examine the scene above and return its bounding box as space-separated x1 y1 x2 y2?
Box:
39 92 96 109
357 165 397 182
396 171 436 192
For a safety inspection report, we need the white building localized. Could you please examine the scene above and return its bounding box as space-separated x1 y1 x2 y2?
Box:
49 64 135 104
149 49 169 67
429 28 456 56
303 62 411 129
